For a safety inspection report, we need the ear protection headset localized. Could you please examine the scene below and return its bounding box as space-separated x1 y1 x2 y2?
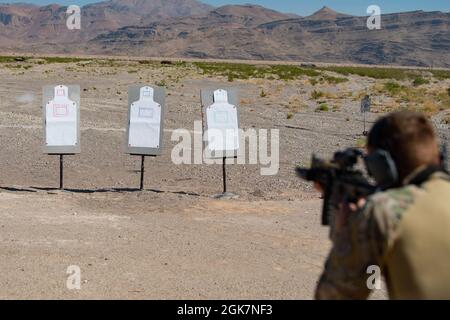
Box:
364 143 448 190
363 149 398 189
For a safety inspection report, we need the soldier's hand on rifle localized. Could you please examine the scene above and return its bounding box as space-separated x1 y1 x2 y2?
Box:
314 182 323 193
314 182 366 231
335 197 366 233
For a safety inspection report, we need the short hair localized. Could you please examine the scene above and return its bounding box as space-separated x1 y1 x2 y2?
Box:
368 110 440 181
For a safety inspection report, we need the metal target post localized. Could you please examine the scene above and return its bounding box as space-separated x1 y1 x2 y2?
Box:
57 153 75 190
140 155 145 191
363 111 367 136
59 154 64 190
222 157 227 193
136 154 156 191
361 95 371 136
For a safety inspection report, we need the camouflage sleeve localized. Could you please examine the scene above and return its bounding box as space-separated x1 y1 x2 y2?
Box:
315 186 418 300
315 200 383 300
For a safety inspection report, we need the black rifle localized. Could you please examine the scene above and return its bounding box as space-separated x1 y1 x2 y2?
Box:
296 148 377 226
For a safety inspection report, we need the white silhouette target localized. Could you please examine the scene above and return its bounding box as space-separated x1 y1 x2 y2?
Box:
45 85 78 147
205 89 239 153
128 86 161 149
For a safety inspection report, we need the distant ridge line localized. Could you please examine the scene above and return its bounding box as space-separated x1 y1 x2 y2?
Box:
0 52 449 71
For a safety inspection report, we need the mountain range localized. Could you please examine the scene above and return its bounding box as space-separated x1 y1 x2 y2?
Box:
0 0 449 67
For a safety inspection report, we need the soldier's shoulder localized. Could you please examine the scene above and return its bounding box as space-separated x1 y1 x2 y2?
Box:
370 184 422 205
364 184 424 226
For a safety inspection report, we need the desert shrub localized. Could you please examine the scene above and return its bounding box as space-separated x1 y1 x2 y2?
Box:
318 66 417 80
138 60 152 65
155 80 167 88
317 66 450 81
269 65 320 79
448 88 450 97
5 64 23 69
311 90 324 100
430 70 450 80
413 77 429 86
315 103 329 112
287 112 294 119
444 114 450 124
420 100 439 115
193 62 321 81
94 59 123 68
260 89 267 98
355 137 366 148
43 57 89 64
0 56 28 63
384 81 403 95
323 75 349 84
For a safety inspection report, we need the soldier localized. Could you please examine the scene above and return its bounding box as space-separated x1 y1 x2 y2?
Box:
315 110 450 299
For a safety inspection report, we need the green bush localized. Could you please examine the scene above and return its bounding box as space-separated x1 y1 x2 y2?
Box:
193 62 321 81
319 66 415 80
413 77 429 86
155 80 167 88
43 57 90 64
323 75 348 84
0 56 28 63
384 81 403 95
430 70 450 80
318 66 450 81
315 103 329 112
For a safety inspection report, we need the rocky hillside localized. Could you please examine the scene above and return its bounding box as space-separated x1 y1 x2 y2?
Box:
0 0 213 45
0 2 449 67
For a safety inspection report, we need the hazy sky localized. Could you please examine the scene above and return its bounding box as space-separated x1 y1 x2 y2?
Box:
0 0 449 16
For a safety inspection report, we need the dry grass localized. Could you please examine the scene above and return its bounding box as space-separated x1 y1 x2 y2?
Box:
311 90 324 100
444 114 450 124
287 95 308 114
355 137 367 149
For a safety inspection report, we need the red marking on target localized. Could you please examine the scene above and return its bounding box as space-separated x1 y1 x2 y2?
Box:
53 103 69 117
56 88 65 97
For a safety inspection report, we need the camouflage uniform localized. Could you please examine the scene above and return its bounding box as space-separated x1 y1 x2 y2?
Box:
315 170 450 299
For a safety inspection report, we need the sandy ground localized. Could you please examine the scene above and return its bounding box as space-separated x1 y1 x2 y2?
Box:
1 58 446 299
0 190 323 299
0 189 389 299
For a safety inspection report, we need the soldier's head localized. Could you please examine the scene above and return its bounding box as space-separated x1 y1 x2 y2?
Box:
367 110 440 183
